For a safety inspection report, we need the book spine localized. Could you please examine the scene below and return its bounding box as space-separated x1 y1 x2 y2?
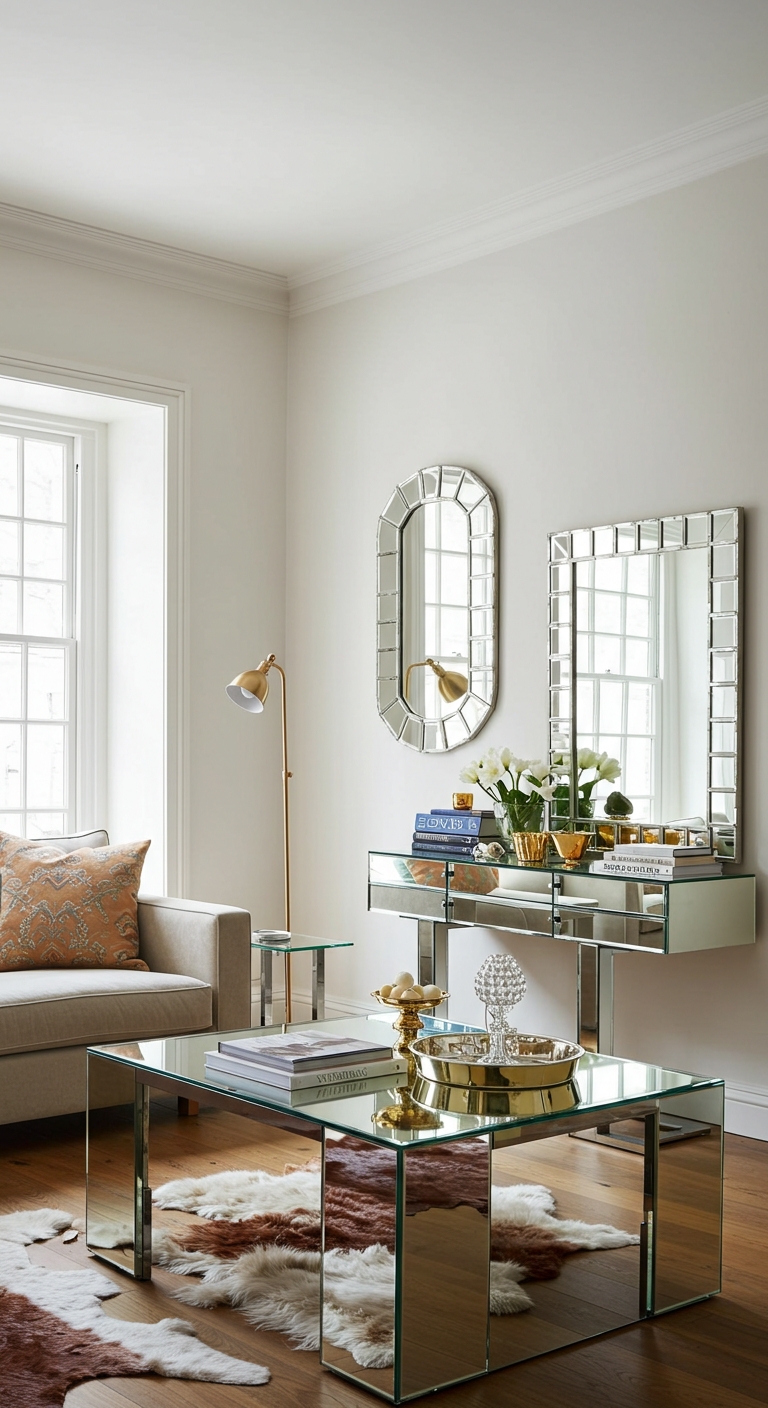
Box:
207 1054 407 1089
415 812 481 835
613 846 712 858
600 861 720 878
411 839 476 850
413 831 482 845
430 809 494 817
216 1073 407 1106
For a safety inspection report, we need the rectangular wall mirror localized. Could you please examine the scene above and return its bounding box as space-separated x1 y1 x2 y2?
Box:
548 509 743 861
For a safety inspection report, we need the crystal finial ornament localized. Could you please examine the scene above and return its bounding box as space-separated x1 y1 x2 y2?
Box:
474 954 527 1064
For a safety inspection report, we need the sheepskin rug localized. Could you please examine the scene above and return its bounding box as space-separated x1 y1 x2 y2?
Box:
146 1136 639 1371
0 1208 270 1407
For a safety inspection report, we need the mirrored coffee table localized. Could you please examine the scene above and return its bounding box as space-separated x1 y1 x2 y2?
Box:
87 1016 724 1404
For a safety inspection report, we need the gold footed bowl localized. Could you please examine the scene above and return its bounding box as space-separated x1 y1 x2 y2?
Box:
371 988 449 1059
511 831 550 864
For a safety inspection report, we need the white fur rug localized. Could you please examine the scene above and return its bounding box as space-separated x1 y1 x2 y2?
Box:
0 1208 269 1405
145 1165 639 1370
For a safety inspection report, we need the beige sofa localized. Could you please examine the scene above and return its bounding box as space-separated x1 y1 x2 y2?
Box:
0 831 252 1125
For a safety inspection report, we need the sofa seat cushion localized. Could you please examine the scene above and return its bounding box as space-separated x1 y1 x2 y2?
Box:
0 968 212 1056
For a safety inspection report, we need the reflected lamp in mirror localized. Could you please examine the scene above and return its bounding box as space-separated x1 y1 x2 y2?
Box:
377 465 498 752
548 509 743 860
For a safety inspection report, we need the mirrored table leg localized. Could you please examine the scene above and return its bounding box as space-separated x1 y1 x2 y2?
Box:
312 949 325 1020
260 950 273 1026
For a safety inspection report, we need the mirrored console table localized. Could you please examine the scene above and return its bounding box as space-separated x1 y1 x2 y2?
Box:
368 851 755 1054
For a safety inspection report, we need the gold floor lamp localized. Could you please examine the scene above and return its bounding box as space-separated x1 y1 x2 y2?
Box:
226 653 294 1021
404 657 468 704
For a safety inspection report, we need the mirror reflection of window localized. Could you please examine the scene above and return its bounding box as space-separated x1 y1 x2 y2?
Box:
402 500 469 720
575 548 709 821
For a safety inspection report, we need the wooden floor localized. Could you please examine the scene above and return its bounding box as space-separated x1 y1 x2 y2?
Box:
1 1105 766 1408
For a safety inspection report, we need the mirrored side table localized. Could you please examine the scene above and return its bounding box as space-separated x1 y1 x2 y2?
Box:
251 931 354 1023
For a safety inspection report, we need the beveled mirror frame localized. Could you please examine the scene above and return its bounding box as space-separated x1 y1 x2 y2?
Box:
377 465 498 752
548 508 743 861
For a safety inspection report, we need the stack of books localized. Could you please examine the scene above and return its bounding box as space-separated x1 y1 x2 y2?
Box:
204 1030 408 1106
412 808 497 860
593 842 723 880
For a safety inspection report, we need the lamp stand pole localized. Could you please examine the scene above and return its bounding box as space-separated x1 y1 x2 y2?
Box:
269 659 293 1022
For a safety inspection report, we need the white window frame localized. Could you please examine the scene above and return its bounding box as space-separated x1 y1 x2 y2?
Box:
0 405 106 837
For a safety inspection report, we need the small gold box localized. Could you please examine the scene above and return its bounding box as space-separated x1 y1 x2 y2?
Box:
452 792 473 811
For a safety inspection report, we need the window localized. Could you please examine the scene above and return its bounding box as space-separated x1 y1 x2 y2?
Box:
576 554 660 817
422 500 469 718
0 428 76 838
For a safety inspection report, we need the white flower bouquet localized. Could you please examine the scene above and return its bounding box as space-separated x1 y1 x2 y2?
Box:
459 748 557 838
550 748 621 821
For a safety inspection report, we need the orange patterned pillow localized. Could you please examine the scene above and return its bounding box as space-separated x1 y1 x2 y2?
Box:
0 832 151 971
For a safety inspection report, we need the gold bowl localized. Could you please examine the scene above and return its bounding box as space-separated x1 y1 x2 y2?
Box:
550 831 592 867
371 988 449 1058
512 831 550 864
409 1032 584 1090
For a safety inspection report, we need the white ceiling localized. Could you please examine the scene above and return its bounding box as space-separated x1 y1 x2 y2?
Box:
2 0 768 281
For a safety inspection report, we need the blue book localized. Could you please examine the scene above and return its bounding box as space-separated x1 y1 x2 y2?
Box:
415 812 483 835
430 808 494 817
411 843 477 858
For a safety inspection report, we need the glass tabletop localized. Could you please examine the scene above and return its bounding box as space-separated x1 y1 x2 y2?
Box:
88 1015 722 1148
370 849 754 885
251 930 354 952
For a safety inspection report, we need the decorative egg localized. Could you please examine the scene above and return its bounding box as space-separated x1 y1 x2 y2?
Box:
389 985 405 1000
379 983 393 999
393 970 414 989
410 984 424 997
422 984 442 1000
400 987 419 1000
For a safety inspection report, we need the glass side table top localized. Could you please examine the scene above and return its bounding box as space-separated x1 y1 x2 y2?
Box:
251 930 354 952
88 1014 722 1148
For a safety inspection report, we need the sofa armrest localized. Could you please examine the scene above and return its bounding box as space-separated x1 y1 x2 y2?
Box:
137 896 251 1032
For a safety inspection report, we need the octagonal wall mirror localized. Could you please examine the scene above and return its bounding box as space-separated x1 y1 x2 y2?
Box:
377 465 498 752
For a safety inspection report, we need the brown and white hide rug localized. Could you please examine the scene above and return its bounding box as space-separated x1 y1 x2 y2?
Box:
143 1137 639 1371
0 1208 269 1407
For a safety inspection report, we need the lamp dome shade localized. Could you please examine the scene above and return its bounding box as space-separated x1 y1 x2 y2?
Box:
226 668 270 712
437 669 468 703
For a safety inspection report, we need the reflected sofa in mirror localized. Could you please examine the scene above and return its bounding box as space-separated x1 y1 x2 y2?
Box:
377 465 497 751
548 509 743 860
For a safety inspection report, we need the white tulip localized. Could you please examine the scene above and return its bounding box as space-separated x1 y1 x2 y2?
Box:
531 781 558 802
598 755 622 782
526 759 551 783
459 763 480 784
478 752 502 784
499 746 513 770
577 747 600 771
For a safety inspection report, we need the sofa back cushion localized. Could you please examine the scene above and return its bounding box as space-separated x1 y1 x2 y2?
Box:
0 832 151 971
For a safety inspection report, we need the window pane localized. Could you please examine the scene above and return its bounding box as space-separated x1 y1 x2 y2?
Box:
577 678 595 727
26 724 65 808
23 581 64 637
0 644 22 718
626 595 650 636
0 723 21 808
0 579 18 633
440 502 467 552
0 436 18 517
24 440 65 521
594 592 622 633
626 737 652 795
27 646 67 720
26 811 65 839
24 522 64 580
440 554 468 606
627 682 653 735
0 811 22 835
599 680 624 732
594 635 621 673
626 638 649 676
0 519 19 576
626 555 650 594
594 557 622 591
438 606 469 657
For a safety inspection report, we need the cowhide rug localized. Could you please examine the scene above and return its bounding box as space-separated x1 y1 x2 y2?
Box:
132 1136 637 1371
0 1208 269 1407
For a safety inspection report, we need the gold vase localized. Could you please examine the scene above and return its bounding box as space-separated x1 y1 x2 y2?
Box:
550 831 591 867
512 831 550 864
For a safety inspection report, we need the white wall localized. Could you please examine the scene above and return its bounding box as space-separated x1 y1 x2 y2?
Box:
286 156 768 1125
0 243 288 923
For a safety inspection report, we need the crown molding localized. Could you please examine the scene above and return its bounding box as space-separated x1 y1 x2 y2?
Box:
288 94 768 317
0 202 288 316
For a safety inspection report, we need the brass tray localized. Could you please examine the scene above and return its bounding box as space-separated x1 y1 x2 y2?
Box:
410 1032 583 1090
411 1074 580 1118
